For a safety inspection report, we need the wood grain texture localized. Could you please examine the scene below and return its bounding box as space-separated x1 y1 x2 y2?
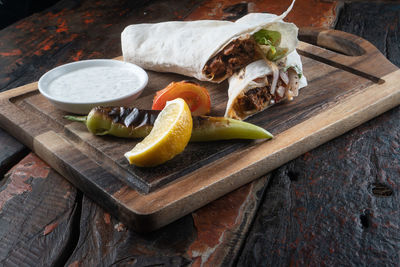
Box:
0 128 28 179
237 106 400 266
1 0 382 265
237 2 400 265
0 0 209 93
298 27 395 83
336 2 400 67
0 153 80 266
0 29 399 231
2 31 397 194
185 0 340 28
63 176 268 266
1 0 398 265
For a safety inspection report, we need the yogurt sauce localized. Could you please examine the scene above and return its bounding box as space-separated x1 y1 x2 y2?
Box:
47 66 140 103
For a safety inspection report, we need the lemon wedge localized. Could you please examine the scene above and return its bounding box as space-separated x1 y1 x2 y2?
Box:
124 98 193 167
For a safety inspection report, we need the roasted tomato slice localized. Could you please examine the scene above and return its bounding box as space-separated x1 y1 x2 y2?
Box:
152 81 211 116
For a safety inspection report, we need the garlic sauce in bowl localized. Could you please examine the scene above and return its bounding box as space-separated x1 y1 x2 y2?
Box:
38 59 148 114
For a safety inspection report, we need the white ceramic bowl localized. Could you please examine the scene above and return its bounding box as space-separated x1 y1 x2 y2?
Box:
38 59 148 114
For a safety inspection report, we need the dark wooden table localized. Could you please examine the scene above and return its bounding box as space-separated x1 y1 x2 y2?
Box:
0 0 399 266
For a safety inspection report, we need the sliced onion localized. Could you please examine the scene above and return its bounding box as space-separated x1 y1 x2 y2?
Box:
268 62 279 95
287 68 300 98
253 77 265 83
279 70 289 85
256 44 279 95
276 86 285 98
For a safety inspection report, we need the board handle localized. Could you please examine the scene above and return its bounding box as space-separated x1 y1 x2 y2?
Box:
298 27 398 81
299 27 367 56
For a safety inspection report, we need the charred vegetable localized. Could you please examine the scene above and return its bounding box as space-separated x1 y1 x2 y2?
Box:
65 106 273 141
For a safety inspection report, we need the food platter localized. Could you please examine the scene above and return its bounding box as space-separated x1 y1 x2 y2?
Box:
0 28 399 232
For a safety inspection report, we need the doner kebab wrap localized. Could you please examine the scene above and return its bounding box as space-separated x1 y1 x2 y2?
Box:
225 50 307 120
121 1 299 83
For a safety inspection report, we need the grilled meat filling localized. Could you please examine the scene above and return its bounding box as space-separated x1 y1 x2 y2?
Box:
234 77 288 118
237 87 272 112
203 36 261 81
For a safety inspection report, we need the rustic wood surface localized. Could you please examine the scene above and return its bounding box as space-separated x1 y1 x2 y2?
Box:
0 40 399 232
0 154 79 266
0 0 399 265
237 2 400 266
0 129 28 178
2 16 398 232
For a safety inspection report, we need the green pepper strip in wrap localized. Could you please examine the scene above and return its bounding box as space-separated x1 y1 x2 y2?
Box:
64 106 273 142
253 29 288 61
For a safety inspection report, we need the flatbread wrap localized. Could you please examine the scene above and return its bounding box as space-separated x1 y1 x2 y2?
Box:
225 50 307 120
121 1 298 83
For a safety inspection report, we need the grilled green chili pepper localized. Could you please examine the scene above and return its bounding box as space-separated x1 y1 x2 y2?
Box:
65 106 273 141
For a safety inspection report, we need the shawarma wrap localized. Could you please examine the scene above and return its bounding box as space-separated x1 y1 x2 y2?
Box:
121 1 298 83
225 50 307 120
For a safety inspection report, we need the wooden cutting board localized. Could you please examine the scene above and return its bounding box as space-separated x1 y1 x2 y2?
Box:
0 28 399 232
